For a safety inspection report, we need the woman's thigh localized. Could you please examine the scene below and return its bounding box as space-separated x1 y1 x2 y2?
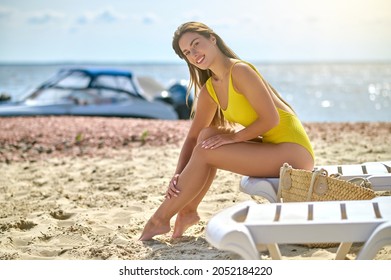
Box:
193 140 314 177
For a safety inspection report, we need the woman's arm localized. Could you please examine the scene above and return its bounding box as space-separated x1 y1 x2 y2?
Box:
165 85 218 198
232 63 280 142
174 86 218 174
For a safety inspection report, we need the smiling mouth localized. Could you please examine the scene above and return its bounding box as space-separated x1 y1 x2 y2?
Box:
196 55 205 64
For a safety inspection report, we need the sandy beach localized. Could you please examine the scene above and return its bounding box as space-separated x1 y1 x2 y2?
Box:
0 116 390 260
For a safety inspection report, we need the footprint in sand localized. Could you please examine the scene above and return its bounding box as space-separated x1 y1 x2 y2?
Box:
49 210 75 220
0 219 37 231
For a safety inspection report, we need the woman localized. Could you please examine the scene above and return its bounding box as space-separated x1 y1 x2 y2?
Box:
139 22 314 241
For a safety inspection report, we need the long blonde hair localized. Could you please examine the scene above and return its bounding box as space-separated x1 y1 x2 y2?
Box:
172 21 293 126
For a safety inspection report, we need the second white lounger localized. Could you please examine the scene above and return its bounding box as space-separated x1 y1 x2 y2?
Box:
240 161 391 203
205 196 391 260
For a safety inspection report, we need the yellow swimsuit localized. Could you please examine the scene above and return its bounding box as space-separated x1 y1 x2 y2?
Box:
205 61 315 160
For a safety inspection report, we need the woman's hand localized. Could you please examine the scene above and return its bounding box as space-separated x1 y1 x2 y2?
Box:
201 133 237 149
165 173 180 199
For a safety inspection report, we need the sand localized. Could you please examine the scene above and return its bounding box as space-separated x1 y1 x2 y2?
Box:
0 117 390 260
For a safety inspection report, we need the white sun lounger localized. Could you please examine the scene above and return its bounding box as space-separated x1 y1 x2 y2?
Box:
205 196 391 260
240 161 391 203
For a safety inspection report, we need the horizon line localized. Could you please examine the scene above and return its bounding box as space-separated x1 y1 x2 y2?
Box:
1 59 391 66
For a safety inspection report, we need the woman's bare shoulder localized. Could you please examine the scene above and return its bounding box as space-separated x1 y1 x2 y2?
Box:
231 61 258 78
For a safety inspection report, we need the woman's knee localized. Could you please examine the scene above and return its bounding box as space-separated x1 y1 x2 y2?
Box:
191 143 214 166
197 127 218 144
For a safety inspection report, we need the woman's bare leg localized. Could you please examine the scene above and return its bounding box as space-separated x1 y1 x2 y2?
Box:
139 128 220 241
139 146 214 241
171 143 314 238
172 167 216 238
139 128 314 241
172 127 224 238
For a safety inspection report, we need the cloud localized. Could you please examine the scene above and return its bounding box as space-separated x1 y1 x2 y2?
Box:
75 15 89 25
0 6 13 19
129 12 159 26
27 11 64 24
141 13 158 25
76 7 125 25
27 14 51 24
95 8 120 23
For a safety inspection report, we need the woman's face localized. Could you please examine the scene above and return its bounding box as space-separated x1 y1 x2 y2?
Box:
178 32 217 70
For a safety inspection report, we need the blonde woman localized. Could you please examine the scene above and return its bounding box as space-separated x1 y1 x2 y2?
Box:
139 22 314 241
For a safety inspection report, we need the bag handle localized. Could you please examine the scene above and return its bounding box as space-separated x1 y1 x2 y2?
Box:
307 169 373 201
326 172 372 189
307 168 329 200
347 177 372 189
277 163 292 202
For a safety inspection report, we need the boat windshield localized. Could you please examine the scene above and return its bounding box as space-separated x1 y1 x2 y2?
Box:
55 71 91 88
25 88 132 105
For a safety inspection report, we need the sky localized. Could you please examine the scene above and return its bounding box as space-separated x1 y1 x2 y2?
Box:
0 0 390 63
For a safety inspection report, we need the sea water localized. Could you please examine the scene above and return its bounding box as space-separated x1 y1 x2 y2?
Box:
0 62 390 122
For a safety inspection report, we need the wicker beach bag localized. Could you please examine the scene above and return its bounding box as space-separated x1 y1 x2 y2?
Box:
277 163 376 203
277 163 376 248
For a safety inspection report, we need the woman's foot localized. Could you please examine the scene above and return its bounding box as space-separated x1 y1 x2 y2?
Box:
138 216 171 241
172 211 200 238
